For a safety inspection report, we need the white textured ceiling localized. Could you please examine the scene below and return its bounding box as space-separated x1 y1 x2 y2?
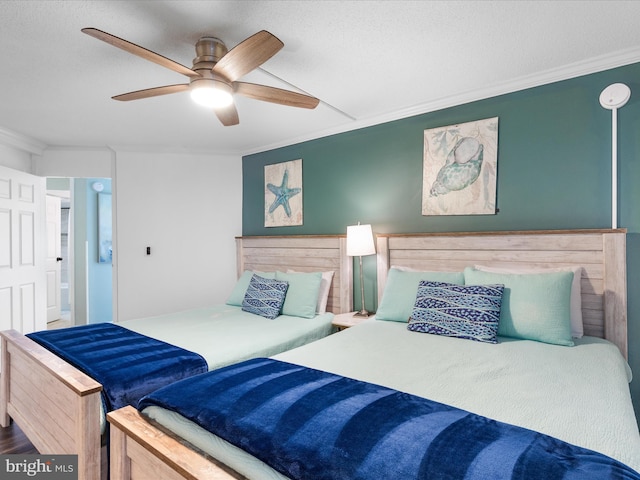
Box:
1 0 640 155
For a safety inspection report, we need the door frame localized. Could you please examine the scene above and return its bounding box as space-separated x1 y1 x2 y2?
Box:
45 193 61 323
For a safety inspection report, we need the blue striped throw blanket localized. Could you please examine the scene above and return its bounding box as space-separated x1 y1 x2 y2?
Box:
28 323 207 412
139 358 640 480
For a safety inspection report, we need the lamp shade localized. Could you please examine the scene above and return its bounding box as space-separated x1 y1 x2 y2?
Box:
346 224 376 257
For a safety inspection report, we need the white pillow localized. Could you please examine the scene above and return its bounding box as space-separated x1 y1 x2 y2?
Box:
473 264 583 338
287 270 335 314
390 265 419 271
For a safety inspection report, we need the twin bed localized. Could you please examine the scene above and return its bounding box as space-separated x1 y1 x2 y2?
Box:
0 235 352 480
105 229 640 479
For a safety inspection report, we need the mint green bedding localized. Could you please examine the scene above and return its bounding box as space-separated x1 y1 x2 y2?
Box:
96 306 333 434
143 318 640 478
120 305 334 371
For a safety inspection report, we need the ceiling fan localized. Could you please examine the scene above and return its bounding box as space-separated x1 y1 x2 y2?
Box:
81 28 320 126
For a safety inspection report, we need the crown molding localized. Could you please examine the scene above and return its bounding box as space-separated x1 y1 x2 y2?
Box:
242 46 640 157
108 144 242 158
0 126 47 155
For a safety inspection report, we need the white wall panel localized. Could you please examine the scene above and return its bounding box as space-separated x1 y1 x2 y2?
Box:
0 178 10 198
46 270 56 308
0 209 10 268
20 282 35 333
0 286 11 330
18 183 33 202
19 211 34 266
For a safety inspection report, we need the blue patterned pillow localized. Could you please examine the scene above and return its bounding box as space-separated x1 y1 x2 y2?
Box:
408 280 504 343
242 274 289 319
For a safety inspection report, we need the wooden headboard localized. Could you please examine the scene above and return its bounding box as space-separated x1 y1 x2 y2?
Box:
375 229 628 358
236 235 353 315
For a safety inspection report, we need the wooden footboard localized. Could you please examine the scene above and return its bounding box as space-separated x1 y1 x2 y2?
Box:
108 406 241 480
0 329 103 480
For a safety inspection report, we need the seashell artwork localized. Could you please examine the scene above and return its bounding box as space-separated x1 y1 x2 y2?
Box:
429 137 484 197
422 117 498 215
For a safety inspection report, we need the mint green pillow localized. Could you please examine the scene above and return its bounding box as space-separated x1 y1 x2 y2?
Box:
463 267 574 346
226 271 275 306
276 271 323 318
376 268 464 322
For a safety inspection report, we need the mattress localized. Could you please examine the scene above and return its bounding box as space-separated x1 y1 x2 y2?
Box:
142 318 640 478
119 304 334 370
91 305 331 433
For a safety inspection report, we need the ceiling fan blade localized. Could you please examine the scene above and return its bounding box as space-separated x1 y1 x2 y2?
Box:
234 82 319 109
112 84 190 101
82 27 200 78
213 30 284 82
214 103 240 126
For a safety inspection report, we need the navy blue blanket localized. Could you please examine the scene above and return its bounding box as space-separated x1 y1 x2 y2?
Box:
140 358 640 480
28 323 207 412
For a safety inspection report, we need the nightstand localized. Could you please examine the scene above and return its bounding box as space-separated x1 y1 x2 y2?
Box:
332 312 372 330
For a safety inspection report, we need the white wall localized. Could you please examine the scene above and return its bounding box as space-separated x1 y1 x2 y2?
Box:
0 143 34 172
114 150 242 321
2 139 243 323
34 147 114 178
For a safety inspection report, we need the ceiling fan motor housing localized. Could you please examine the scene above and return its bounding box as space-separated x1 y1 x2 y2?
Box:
193 37 228 68
191 37 232 90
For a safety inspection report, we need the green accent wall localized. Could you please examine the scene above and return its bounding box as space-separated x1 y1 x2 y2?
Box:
243 62 640 418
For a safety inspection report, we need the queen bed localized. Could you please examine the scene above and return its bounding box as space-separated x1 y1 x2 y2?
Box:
0 235 352 480
107 229 640 479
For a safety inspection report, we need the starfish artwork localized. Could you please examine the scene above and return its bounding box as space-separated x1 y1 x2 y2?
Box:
264 159 303 227
267 169 301 217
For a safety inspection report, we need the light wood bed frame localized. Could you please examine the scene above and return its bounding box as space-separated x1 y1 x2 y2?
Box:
375 229 627 359
106 229 628 480
0 235 352 480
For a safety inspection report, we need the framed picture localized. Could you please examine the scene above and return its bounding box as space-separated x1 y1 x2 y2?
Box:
422 117 498 216
265 159 303 227
98 192 112 263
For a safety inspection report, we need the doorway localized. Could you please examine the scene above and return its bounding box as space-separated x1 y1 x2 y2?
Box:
45 188 71 329
46 180 71 328
60 202 70 320
46 177 112 328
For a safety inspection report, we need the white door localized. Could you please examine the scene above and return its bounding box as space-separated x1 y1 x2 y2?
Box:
0 166 46 334
45 194 61 323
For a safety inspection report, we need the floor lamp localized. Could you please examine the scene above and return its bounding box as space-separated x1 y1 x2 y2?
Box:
346 223 376 317
599 82 631 229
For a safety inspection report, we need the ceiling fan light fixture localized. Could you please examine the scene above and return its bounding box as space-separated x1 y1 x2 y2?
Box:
190 79 233 108
83 27 318 125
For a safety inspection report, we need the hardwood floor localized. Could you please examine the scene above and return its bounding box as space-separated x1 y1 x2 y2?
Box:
0 421 38 454
0 319 71 454
0 421 109 478
0 321 111 476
